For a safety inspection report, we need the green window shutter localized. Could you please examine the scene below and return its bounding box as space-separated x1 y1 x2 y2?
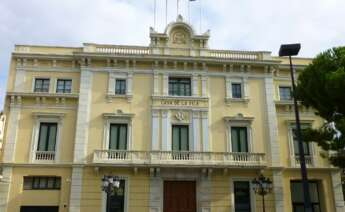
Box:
172 125 189 151
37 123 57 151
180 126 189 151
231 128 239 152
109 124 128 150
231 127 248 152
172 126 179 151
118 125 127 150
47 124 57 151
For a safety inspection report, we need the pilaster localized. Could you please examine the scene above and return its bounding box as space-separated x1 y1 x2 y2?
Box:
0 167 12 212
192 111 200 151
153 73 159 95
3 100 21 163
199 176 211 212
126 73 133 96
192 74 198 97
163 74 168 96
69 167 83 212
73 68 93 163
264 75 280 166
272 170 285 212
161 111 170 150
201 112 209 151
149 177 163 212
152 109 160 150
14 67 26 92
201 75 208 97
331 170 345 212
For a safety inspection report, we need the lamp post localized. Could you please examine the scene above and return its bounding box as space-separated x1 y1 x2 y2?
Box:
102 176 120 212
252 174 273 212
279 43 312 212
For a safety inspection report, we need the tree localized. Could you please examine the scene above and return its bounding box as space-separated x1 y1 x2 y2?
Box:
295 46 345 168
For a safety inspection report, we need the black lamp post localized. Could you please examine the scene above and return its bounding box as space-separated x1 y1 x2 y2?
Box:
279 43 312 212
252 174 273 212
102 176 120 212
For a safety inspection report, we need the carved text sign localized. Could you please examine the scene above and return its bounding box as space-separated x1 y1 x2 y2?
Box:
160 99 199 106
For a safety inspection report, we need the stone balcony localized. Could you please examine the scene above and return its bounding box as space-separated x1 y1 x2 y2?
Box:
92 150 266 168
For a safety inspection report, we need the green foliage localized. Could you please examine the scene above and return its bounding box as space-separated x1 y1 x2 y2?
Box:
295 46 345 168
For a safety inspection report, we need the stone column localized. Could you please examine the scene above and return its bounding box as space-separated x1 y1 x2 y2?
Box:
0 167 13 212
127 73 133 96
69 167 83 212
3 98 21 163
264 75 280 166
272 170 285 212
149 177 163 212
161 111 170 151
73 67 93 163
152 110 160 150
70 62 93 212
192 111 200 151
153 73 159 96
192 74 198 97
201 75 208 97
201 112 209 151
199 176 211 212
162 74 168 96
331 170 345 212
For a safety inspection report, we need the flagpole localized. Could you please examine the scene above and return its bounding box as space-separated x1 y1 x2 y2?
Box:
199 0 202 33
166 0 168 25
188 0 191 23
154 0 157 29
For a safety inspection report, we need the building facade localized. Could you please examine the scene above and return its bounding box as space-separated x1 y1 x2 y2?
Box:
0 16 344 212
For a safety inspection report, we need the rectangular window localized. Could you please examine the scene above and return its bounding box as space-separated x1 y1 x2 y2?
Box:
108 179 126 212
109 124 128 150
231 127 248 152
34 78 50 92
234 181 251 212
232 83 242 98
291 180 321 212
279 86 292 100
292 124 311 155
20 206 59 212
115 79 127 95
23 176 61 190
169 77 191 96
56 79 72 93
172 125 189 151
37 123 57 152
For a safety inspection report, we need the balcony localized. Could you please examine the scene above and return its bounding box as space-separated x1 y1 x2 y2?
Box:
93 150 266 168
35 151 55 162
290 155 315 167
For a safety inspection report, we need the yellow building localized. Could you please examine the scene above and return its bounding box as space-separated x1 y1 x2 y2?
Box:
0 16 344 212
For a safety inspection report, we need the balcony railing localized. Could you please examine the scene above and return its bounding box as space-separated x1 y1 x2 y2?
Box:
291 155 315 167
35 151 55 161
93 150 266 167
82 44 270 61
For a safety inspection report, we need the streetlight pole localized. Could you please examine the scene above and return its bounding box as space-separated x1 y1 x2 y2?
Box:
102 176 120 212
252 174 273 212
279 44 312 212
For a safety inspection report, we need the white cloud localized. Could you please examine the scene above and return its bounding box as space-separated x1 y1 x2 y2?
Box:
0 0 345 108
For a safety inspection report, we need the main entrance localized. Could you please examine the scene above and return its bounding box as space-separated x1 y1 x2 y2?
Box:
163 181 196 212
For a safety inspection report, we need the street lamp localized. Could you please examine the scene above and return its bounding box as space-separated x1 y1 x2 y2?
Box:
102 176 121 212
252 174 273 212
279 43 312 212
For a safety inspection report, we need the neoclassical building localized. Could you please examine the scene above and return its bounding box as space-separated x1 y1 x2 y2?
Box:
0 16 344 212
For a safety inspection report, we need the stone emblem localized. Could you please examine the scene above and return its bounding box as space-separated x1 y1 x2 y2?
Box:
172 31 187 44
175 111 185 121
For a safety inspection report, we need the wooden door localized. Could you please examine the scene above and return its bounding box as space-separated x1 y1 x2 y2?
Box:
164 181 196 212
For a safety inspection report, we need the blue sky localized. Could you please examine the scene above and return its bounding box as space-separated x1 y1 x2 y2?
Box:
1 0 345 109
